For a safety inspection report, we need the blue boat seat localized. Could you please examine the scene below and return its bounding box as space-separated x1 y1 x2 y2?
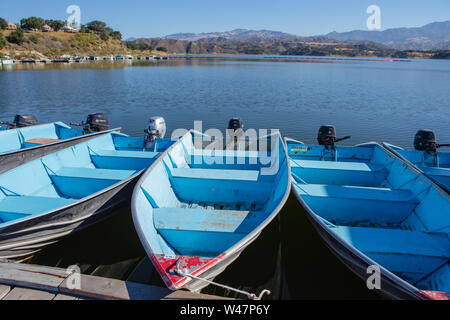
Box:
171 168 260 181
0 196 76 223
50 167 137 199
91 150 160 170
297 184 416 202
333 226 450 282
293 183 418 225
93 150 160 159
54 167 137 181
153 207 262 256
290 159 388 187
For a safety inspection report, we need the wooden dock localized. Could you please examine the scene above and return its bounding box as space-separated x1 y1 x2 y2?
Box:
0 262 231 300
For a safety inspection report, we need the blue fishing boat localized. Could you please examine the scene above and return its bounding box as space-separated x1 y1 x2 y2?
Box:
132 129 290 294
0 117 174 260
384 130 450 192
0 114 116 174
286 126 450 300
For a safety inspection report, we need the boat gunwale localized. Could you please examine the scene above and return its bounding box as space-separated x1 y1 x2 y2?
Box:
382 142 450 194
132 130 292 290
285 137 449 300
0 122 121 158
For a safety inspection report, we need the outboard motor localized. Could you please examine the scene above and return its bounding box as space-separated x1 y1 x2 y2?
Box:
414 129 450 155
317 125 351 149
144 116 166 145
13 114 38 128
227 118 246 150
71 113 109 133
85 113 109 132
228 118 244 137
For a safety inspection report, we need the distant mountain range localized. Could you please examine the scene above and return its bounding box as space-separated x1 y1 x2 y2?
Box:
326 21 450 50
160 21 450 51
124 21 450 59
164 29 300 42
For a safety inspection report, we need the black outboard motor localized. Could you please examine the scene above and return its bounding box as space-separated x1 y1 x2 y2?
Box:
13 114 38 128
414 129 450 154
228 118 244 138
71 113 109 133
85 113 109 132
317 125 351 149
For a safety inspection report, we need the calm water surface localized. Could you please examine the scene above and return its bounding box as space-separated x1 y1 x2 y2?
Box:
1 58 449 299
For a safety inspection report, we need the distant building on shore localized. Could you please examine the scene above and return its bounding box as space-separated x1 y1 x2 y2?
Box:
42 24 54 32
6 22 17 30
62 25 79 33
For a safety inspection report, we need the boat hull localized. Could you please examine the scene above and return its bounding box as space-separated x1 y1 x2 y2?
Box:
0 129 117 175
0 172 142 260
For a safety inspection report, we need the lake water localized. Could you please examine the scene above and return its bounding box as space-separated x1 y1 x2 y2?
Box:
1 57 449 299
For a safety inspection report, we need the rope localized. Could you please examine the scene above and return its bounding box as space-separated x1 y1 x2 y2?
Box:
175 260 271 300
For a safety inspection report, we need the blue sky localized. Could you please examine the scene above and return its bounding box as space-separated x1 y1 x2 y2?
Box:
3 0 449 39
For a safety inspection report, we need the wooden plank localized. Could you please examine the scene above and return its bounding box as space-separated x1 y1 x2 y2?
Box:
3 287 55 300
25 138 60 145
0 284 11 299
59 274 230 300
0 263 68 292
53 293 81 300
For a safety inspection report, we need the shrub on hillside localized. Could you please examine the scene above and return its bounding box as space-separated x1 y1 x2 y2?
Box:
7 28 25 45
0 33 6 49
29 35 39 44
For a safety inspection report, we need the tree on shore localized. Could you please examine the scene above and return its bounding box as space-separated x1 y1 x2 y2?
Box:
45 19 66 32
21 17 45 30
0 33 6 49
0 18 7 30
7 27 25 44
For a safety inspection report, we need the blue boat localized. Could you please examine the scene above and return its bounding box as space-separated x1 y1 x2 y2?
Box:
0 114 117 174
384 130 450 192
286 127 450 300
132 130 290 293
0 122 175 260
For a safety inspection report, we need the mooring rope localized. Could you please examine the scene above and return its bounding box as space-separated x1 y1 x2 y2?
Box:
175 260 271 300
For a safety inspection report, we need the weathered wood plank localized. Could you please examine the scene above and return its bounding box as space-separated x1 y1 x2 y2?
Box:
53 293 81 300
0 284 11 299
25 138 60 145
3 287 55 300
0 263 68 292
59 274 230 300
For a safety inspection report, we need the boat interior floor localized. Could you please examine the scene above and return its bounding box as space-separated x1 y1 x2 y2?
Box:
291 157 450 293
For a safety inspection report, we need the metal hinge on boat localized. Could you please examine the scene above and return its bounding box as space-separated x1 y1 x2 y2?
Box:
175 260 271 300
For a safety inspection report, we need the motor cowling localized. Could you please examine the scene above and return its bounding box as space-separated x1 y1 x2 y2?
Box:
318 125 337 146
86 113 109 132
145 117 166 143
414 129 437 152
228 118 244 136
13 114 38 128
317 125 351 147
